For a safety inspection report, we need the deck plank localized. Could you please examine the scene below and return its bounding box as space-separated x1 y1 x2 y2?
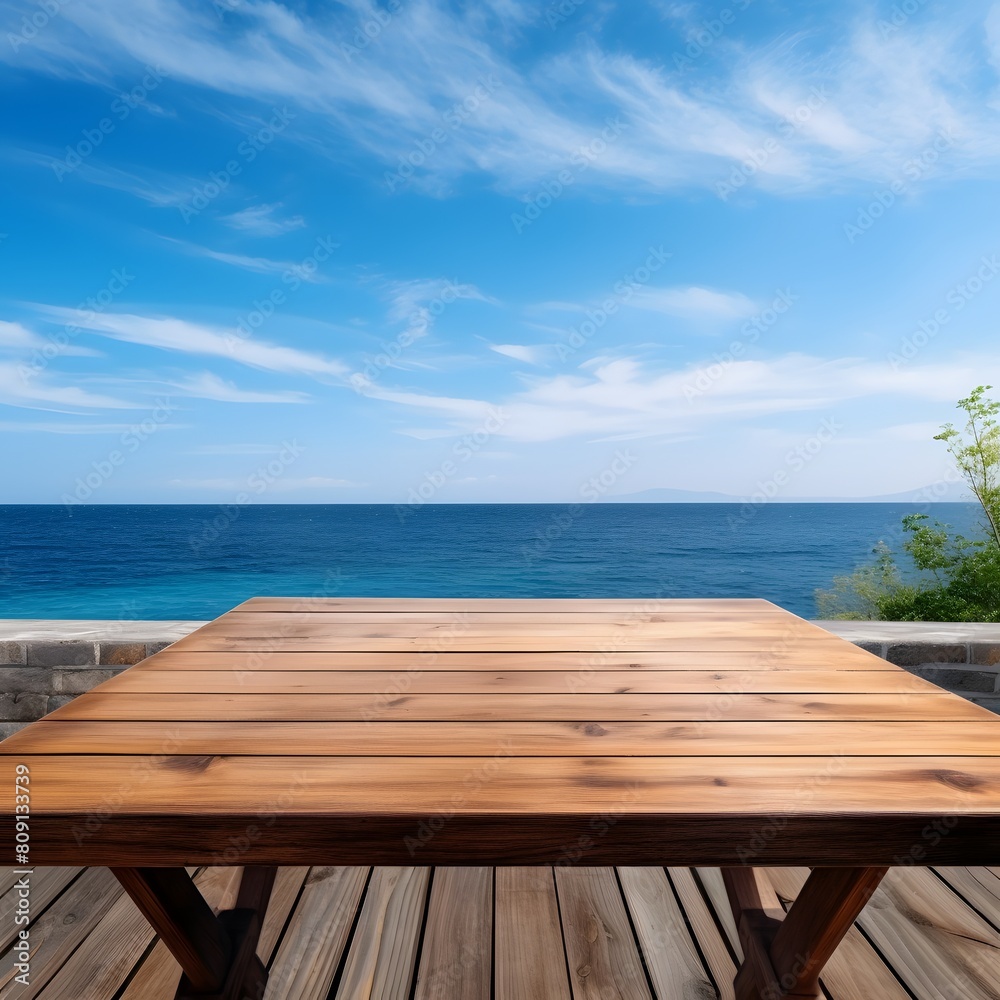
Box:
264 866 368 1000
0 867 124 1000
413 868 492 1000
495 867 572 1000
854 866 1000 1000
554 867 652 1000
335 867 429 1000
618 866 717 1000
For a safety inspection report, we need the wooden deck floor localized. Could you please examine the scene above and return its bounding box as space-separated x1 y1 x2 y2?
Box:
2 864 998 999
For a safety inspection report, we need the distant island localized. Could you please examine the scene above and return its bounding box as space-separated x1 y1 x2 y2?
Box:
604 484 974 503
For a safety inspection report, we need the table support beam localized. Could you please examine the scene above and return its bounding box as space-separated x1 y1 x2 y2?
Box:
724 866 887 1000
112 866 277 1000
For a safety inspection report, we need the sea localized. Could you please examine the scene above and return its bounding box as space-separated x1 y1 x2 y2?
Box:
0 503 984 621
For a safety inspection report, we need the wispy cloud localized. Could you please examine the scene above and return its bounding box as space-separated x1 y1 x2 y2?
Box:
7 1 999 195
489 343 547 365
628 286 758 321
221 203 306 236
171 371 311 403
36 308 349 380
363 351 1000 443
169 476 361 490
160 236 329 282
0 319 97 356
0 361 133 412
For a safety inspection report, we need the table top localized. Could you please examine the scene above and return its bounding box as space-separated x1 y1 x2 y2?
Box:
5 598 1000 867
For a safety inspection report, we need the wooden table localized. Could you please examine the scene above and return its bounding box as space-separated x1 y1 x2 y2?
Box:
4 597 1000 1000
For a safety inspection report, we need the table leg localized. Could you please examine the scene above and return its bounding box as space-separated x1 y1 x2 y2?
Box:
723 866 887 1000
112 866 277 1000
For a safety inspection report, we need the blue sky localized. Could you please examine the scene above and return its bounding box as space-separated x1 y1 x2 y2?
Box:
1 0 999 504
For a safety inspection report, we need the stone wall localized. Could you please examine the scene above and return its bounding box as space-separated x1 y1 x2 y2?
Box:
1 619 999 738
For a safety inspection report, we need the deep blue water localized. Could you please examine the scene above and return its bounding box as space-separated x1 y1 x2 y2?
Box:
0 503 984 620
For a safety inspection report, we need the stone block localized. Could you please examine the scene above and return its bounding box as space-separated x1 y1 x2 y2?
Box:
45 694 79 713
913 665 999 693
885 642 966 667
98 642 148 666
0 667 54 694
0 722 28 741
0 641 26 665
26 641 96 668
0 693 49 722
145 641 173 656
53 668 125 694
969 643 1000 666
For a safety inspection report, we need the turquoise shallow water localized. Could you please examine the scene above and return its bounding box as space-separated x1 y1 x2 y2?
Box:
0 503 983 620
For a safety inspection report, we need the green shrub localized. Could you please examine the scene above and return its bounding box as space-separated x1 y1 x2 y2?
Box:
817 386 1000 622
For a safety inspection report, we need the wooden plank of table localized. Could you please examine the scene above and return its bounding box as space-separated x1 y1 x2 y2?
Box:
222 611 802 624
236 598 781 612
264 867 369 1000
196 621 829 639
334 867 429 1000
495 868 572 1000
99 668 920 695
554 867 653 1000
13 755 1000 867
11 719 1000 757
42 690 990 722
413 868 492 1000
135 648 892 671
166 635 853 653
618 866 717 1000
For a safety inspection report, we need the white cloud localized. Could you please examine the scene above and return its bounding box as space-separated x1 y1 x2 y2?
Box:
160 237 329 282
221 203 306 236
489 343 547 364
11 1 1000 195
170 476 360 490
0 361 133 411
37 308 349 380
172 371 310 403
0 319 97 356
628 286 758 321
362 351 1000 443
